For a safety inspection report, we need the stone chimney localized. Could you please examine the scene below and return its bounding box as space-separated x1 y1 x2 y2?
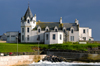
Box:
34 14 36 22
60 17 62 24
75 19 79 25
38 20 40 22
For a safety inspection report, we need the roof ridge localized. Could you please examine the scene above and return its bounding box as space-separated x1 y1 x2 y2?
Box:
63 23 74 24
36 22 59 23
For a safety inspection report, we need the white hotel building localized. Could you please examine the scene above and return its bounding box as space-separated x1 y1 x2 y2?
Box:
6 6 94 44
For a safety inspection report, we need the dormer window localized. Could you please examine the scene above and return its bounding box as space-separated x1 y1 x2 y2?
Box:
37 26 41 33
46 29 49 32
63 29 66 33
55 29 58 32
45 26 49 32
38 29 40 33
71 29 73 33
28 20 30 23
54 26 58 32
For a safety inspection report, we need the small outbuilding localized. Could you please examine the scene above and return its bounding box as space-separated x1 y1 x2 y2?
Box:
6 32 19 43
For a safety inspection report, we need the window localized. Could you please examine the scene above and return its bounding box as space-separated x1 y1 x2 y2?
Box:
22 28 24 33
22 35 24 41
60 34 62 40
38 29 40 33
83 29 85 33
71 29 73 33
7 36 9 37
70 36 72 41
28 20 29 23
63 29 66 33
27 35 29 41
11 35 15 37
53 34 56 40
46 29 49 32
55 29 57 32
70 36 74 41
37 35 40 41
83 37 86 41
46 34 48 40
27 28 29 32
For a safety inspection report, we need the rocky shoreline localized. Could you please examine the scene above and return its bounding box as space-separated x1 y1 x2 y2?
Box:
41 55 70 62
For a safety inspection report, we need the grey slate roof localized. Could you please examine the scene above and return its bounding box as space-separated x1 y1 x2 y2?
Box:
63 23 78 31
36 22 62 30
33 21 79 31
24 6 33 20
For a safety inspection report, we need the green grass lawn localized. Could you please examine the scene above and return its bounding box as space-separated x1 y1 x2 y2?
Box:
0 43 47 52
49 42 100 51
0 42 100 52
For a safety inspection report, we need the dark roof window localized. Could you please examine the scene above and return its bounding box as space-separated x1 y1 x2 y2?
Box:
55 29 58 32
38 29 40 33
46 29 49 32
63 29 66 33
71 29 73 33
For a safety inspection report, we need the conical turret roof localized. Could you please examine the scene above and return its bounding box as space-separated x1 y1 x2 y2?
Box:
24 6 33 20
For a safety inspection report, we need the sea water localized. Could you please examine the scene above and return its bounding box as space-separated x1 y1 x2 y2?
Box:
29 60 100 66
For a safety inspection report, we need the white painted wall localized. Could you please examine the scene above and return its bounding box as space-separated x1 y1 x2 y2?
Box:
79 27 93 41
20 12 93 43
45 32 63 44
69 31 79 42
21 17 36 29
89 29 92 37
31 30 45 43
50 32 58 44
58 32 63 44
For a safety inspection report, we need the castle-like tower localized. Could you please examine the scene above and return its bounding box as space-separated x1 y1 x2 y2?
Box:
21 6 36 42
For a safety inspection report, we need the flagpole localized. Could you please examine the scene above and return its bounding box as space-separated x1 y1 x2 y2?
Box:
37 32 39 56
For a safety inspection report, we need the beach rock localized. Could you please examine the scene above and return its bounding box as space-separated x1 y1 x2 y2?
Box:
42 55 68 62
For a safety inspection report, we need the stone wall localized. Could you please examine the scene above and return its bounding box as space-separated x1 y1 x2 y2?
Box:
47 50 100 62
0 55 46 66
0 41 6 43
47 51 88 60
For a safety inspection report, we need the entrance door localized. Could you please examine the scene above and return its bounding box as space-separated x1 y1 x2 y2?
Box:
83 37 86 41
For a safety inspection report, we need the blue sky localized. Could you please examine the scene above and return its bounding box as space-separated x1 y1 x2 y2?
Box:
0 0 100 40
